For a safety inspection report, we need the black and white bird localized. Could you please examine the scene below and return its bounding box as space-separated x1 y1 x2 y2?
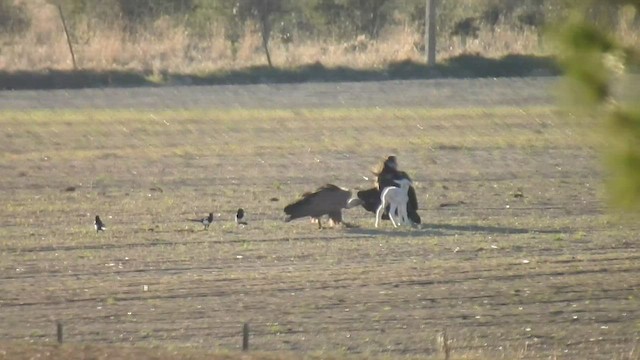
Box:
188 213 214 230
235 208 248 225
94 215 106 233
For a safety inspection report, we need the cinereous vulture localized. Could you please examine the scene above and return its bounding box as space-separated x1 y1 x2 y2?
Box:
284 184 363 229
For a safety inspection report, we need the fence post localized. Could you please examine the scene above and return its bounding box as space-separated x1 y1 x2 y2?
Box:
242 323 249 351
57 5 77 70
56 322 63 344
439 329 450 360
425 0 438 65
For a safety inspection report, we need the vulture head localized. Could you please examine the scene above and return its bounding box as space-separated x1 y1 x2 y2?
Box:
284 184 363 229
384 155 398 171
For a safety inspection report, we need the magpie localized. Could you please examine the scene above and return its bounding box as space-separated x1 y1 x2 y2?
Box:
189 212 214 230
235 208 248 225
94 215 106 233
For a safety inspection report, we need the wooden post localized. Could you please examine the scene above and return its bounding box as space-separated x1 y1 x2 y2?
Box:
425 0 438 65
57 5 77 70
56 322 63 344
441 329 450 360
242 323 249 351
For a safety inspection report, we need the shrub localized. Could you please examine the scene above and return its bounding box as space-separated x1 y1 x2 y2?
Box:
0 0 30 34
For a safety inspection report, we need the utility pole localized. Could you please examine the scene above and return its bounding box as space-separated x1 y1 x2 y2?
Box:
425 0 437 64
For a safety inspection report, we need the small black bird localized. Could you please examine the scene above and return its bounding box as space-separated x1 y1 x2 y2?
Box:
94 215 106 233
235 208 248 225
189 213 214 230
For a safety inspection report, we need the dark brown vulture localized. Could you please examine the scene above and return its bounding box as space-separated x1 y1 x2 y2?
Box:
357 156 421 224
284 184 363 229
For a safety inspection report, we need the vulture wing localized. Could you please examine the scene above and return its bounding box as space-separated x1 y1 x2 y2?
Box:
356 187 381 213
407 186 421 224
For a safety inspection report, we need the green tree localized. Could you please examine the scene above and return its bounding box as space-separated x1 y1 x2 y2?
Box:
0 0 30 34
303 0 350 39
304 0 393 41
117 0 195 31
53 0 195 32
342 0 392 39
189 0 240 51
247 0 288 67
557 0 640 214
192 0 291 66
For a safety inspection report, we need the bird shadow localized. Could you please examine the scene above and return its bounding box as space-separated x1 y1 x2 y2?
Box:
343 222 565 237
421 223 567 235
344 225 449 238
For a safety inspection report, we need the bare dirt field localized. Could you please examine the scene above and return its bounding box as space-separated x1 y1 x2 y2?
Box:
0 78 639 359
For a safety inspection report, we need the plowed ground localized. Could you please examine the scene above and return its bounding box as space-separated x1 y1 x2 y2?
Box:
0 79 638 359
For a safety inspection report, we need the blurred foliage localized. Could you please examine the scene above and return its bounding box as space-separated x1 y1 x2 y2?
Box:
556 0 640 214
0 0 30 34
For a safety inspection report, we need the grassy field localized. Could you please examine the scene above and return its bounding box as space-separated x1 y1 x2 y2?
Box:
0 106 639 359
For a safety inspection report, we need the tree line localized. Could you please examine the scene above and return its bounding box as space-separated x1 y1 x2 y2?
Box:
2 0 634 43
